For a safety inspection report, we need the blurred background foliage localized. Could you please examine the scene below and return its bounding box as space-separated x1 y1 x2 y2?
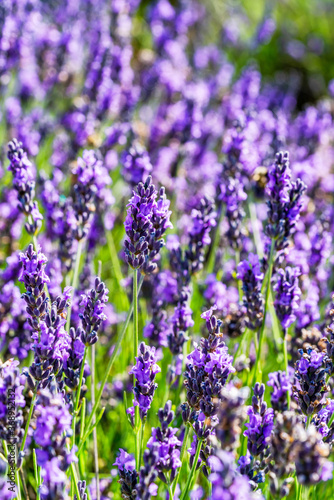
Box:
135 0 334 108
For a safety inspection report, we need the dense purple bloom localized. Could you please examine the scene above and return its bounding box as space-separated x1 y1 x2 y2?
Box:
244 383 274 457
128 342 161 421
114 449 138 500
146 401 181 483
293 349 330 416
237 253 264 330
266 151 306 252
124 176 172 273
79 277 109 346
273 266 301 329
184 307 235 417
7 138 43 235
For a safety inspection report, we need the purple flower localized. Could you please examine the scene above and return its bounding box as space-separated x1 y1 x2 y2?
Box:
244 383 274 457
79 277 109 346
266 151 306 252
237 253 264 330
267 370 293 412
7 139 43 235
129 342 161 421
124 176 172 273
273 267 301 329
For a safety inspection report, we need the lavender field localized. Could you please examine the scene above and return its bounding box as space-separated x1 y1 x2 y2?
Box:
2 0 334 499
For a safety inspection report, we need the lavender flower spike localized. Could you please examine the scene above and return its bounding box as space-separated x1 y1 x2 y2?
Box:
273 266 301 330
7 138 43 235
244 383 274 457
128 342 161 422
237 253 264 330
124 176 172 274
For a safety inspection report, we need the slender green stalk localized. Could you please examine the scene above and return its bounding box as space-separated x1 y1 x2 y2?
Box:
77 275 144 455
133 268 141 469
167 481 174 500
207 205 224 273
283 328 291 409
235 249 243 302
72 347 88 446
18 387 38 468
180 437 203 500
15 452 22 500
252 240 275 384
91 344 100 500
66 239 84 332
33 449 41 500
105 230 129 310
173 424 191 495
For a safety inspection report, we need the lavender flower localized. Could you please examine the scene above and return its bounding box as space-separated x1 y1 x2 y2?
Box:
34 389 77 499
124 176 172 273
184 306 235 418
146 401 181 483
244 383 274 457
79 277 109 346
0 359 26 445
209 450 258 500
220 177 247 250
273 267 301 330
122 142 153 187
7 138 43 235
267 370 292 412
268 410 301 497
72 150 108 241
128 342 161 422
266 151 306 252
237 253 264 330
114 449 138 500
216 385 248 453
143 299 169 348
186 196 217 276
292 424 333 486
293 349 330 416
136 445 159 500
74 480 87 500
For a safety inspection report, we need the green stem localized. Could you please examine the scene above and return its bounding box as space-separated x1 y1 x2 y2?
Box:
252 240 275 385
167 480 174 500
91 344 100 500
105 230 129 310
33 449 41 500
18 387 38 467
235 249 243 302
77 275 144 456
133 268 141 469
283 328 291 409
173 424 191 495
66 239 83 332
180 437 203 500
72 347 88 446
207 205 224 274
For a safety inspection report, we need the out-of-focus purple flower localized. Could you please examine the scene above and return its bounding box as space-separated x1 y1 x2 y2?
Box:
267 370 293 412
0 359 25 445
122 142 153 187
237 253 264 330
244 383 274 457
273 267 301 329
220 177 247 250
266 151 306 252
7 138 43 235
